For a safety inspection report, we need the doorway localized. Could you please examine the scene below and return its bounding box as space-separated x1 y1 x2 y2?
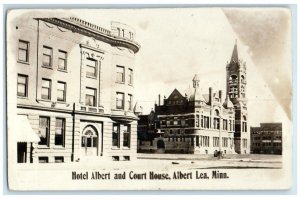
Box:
81 126 98 156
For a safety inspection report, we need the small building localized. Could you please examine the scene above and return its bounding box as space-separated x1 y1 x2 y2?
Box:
250 123 282 155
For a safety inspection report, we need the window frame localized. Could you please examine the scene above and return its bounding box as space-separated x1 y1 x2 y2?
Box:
116 92 124 109
42 46 53 68
86 58 98 78
123 124 131 148
112 123 120 148
41 78 51 100
85 87 97 107
18 40 29 63
38 116 50 147
55 118 65 147
128 68 133 85
57 81 66 102
58 50 68 71
17 74 28 97
127 94 133 111
116 65 125 83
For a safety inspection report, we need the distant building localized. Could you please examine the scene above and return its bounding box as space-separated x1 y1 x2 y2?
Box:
10 16 140 163
250 123 282 155
137 42 250 154
137 111 160 153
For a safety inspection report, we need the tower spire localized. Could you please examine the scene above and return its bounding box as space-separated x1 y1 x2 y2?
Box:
231 40 238 63
192 74 200 89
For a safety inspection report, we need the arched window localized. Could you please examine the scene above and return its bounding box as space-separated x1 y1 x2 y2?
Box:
82 126 98 148
230 75 237 83
214 109 220 129
214 109 219 116
241 75 245 83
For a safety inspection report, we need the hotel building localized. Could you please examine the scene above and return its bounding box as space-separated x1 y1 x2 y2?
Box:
9 16 140 163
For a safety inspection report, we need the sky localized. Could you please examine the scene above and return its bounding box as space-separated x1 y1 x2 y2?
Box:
23 8 291 127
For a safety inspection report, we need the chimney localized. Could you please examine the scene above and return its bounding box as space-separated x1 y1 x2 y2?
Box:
219 90 222 103
209 87 213 105
158 94 161 106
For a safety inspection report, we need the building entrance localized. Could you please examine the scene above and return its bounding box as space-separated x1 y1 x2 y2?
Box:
81 126 98 156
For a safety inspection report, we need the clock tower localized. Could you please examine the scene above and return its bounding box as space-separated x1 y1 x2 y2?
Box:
226 41 249 154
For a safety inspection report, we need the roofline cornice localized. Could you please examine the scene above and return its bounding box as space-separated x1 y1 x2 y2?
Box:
37 18 141 53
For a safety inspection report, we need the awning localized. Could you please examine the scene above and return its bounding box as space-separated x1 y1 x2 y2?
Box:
11 115 40 143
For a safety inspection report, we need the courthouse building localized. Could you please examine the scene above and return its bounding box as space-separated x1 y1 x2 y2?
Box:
9 16 140 163
250 123 282 155
138 42 250 154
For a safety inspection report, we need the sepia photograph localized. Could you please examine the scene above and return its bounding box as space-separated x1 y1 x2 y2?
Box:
5 7 293 191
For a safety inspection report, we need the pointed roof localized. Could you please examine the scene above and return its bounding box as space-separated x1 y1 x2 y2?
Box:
167 88 184 100
192 74 200 81
189 87 206 102
223 95 234 109
133 102 143 114
230 40 239 63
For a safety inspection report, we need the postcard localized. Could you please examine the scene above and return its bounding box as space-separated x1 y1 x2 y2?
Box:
6 7 292 190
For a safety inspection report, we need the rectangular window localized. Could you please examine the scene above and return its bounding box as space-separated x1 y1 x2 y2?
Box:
242 122 247 132
41 79 51 100
55 156 64 163
38 117 50 146
166 120 170 126
112 156 119 161
17 74 28 97
117 28 121 37
116 92 124 109
58 50 67 71
223 119 228 130
18 40 29 62
128 94 133 111
204 116 210 128
57 81 66 102
42 46 52 67
196 136 199 147
39 157 49 163
116 66 125 83
86 58 97 78
207 136 210 147
123 125 130 148
55 118 65 146
196 115 199 127
181 119 185 126
174 120 178 125
85 87 96 107
112 124 120 147
128 68 133 85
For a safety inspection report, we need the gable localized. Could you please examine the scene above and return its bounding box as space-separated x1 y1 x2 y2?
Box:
167 89 184 101
165 88 186 105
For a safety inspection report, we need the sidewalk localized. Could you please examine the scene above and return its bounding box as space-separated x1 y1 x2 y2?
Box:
136 153 282 163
